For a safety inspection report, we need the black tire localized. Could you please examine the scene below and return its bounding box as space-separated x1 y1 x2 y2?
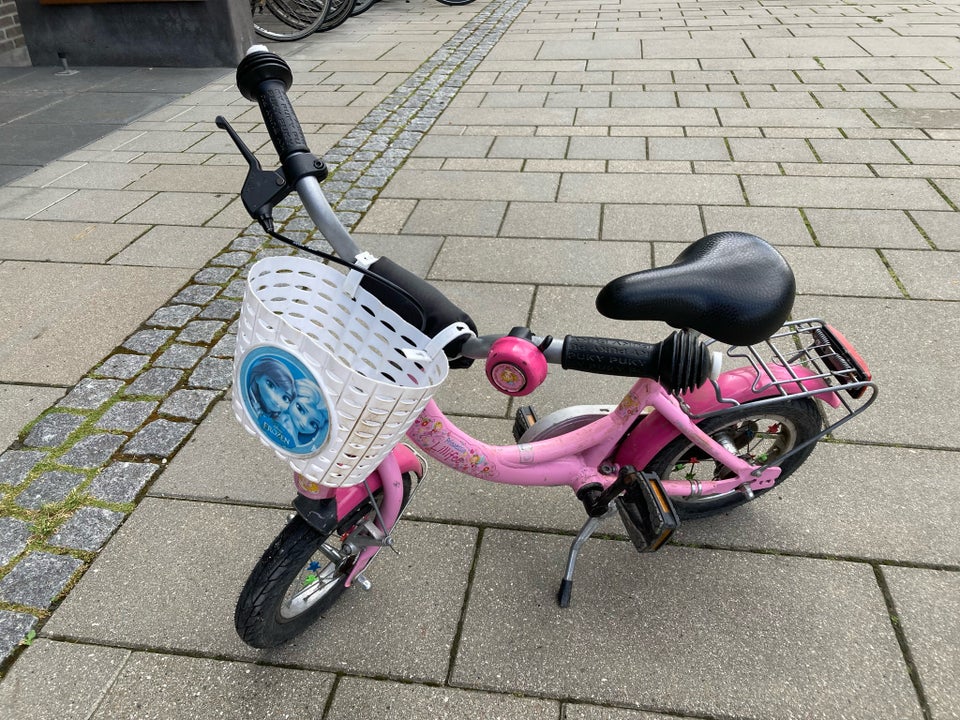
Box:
318 0 357 31
235 475 411 648
435 0 476 5
252 0 330 41
350 0 378 15
644 398 823 519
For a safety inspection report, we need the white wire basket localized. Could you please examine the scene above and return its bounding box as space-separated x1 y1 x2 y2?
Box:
232 255 466 490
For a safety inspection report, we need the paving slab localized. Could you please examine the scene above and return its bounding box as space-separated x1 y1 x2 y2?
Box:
429 237 647 286
383 168 559 202
149 400 297 506
451 530 922 720
29 188 157 223
792 295 959 449
91 652 335 720
327 676 560 720
401 199 508 236
774 245 902 297
560 173 743 205
883 567 960 720
719 107 875 129
0 384 64 448
16 161 156 191
909 210 960 251
43 499 477 683
0 124 121 168
675 442 960 566
0 186 75 219
601 204 703 243
0 219 149 263
501 201 601 239
884 249 960 300
563 705 680 720
0 639 131 720
805 208 928 248
702 206 814 245
0 261 193 385
868 108 960 129
741 175 950 210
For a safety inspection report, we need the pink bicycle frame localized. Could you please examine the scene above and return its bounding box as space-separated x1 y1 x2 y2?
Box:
326 361 839 585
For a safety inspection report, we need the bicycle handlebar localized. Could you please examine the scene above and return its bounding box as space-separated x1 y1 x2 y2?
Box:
230 47 717 392
561 336 660 377
236 47 310 165
462 332 717 393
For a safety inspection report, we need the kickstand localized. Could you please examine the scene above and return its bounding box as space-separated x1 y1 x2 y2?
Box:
557 506 616 608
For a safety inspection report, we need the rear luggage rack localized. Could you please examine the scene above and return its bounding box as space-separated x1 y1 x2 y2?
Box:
683 319 878 466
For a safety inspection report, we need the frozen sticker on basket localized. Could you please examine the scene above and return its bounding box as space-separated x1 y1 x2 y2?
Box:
237 346 331 456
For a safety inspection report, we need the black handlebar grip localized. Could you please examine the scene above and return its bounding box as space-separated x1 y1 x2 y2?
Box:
561 332 711 394
236 50 310 162
561 336 660 378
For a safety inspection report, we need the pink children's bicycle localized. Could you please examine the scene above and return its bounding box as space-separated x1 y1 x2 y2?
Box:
218 49 877 649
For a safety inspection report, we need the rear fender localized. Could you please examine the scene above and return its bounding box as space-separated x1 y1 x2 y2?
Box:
614 364 839 471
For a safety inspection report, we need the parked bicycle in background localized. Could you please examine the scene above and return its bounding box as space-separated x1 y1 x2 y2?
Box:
251 0 476 41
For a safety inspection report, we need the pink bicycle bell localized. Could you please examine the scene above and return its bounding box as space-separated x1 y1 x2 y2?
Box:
485 329 548 397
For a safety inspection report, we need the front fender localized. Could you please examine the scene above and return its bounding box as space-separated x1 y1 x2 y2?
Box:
292 443 423 587
341 444 422 587
614 364 839 471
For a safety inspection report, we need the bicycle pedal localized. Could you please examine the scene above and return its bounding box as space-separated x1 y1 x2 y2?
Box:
615 469 679 553
513 405 538 442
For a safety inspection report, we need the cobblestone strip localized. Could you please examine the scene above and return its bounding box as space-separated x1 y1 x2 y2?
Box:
0 0 530 669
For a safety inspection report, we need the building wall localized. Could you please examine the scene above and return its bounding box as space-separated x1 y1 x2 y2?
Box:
15 0 252 67
0 0 30 66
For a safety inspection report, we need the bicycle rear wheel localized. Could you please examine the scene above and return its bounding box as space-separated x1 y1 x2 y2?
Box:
435 0 476 5
319 0 357 31
643 397 823 519
251 0 330 41
350 0 378 16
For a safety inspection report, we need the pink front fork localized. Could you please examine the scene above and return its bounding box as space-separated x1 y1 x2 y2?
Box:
298 444 422 587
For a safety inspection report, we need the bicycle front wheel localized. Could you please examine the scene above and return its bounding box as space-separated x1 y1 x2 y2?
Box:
435 0 476 5
251 0 330 41
235 475 411 648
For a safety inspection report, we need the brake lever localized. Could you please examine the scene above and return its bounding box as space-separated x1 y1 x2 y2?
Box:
216 115 291 232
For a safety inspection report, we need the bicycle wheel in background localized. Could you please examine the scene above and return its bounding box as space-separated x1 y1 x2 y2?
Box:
350 0 378 16
251 0 330 41
319 0 357 31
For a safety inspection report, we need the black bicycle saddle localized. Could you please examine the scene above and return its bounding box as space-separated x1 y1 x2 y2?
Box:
595 232 795 346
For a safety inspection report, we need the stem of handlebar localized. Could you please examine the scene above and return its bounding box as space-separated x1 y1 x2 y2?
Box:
460 334 562 363
295 176 361 261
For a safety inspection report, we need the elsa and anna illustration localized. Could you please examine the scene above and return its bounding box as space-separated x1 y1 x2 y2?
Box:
246 356 330 453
